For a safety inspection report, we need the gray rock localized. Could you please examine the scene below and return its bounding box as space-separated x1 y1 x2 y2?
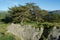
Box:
47 27 60 40
7 23 44 40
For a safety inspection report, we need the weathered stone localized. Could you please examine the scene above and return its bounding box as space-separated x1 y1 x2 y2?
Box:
47 27 60 40
7 23 44 40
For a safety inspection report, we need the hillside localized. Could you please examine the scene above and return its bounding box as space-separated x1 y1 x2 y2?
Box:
0 11 9 19
49 10 60 14
0 3 60 40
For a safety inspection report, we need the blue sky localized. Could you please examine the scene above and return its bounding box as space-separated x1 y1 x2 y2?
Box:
0 0 60 11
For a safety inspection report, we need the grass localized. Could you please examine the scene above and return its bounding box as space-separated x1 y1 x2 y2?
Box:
0 23 21 40
0 22 60 40
0 23 9 33
21 21 60 28
0 33 15 40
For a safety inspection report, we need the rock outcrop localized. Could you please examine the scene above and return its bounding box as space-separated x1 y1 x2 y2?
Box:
7 23 44 40
47 27 60 40
6 23 60 40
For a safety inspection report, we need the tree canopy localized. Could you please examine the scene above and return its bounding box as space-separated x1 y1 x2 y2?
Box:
2 3 60 23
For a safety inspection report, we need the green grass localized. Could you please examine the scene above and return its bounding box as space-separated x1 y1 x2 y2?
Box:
0 33 15 40
0 23 21 40
0 22 60 40
0 23 16 40
0 23 9 33
21 22 60 28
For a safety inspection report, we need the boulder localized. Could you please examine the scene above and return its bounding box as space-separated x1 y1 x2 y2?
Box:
7 23 44 40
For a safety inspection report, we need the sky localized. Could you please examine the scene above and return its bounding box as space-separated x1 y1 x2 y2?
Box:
0 0 60 11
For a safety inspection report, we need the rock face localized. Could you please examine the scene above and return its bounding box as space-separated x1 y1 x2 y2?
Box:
47 27 60 40
7 23 44 40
